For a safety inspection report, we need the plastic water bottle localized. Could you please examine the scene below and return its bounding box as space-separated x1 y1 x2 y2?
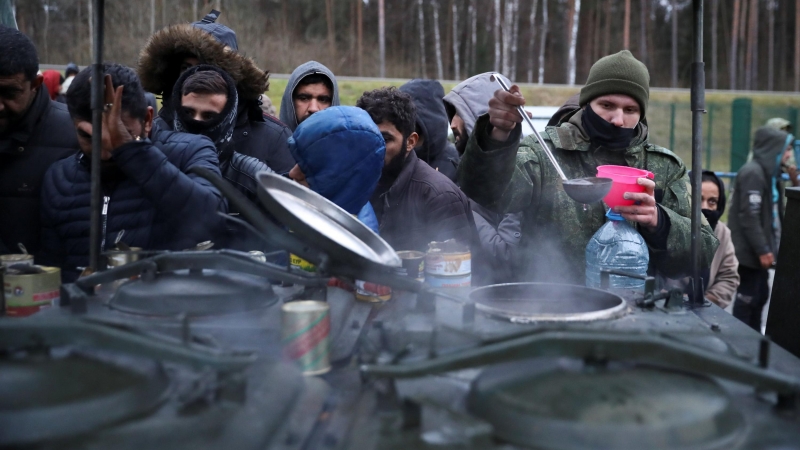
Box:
585 210 649 292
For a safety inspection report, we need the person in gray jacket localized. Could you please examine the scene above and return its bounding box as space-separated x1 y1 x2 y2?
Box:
279 61 339 132
444 72 521 284
729 126 794 330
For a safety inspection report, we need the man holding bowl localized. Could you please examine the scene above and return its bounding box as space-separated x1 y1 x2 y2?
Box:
457 50 718 284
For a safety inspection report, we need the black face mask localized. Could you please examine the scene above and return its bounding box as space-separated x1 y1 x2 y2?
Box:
702 209 721 231
581 105 637 149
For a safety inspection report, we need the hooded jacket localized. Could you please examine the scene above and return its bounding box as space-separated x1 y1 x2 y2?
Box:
701 170 739 308
443 73 511 140
280 61 340 132
400 79 460 181
167 65 274 211
0 86 77 256
39 128 227 282
139 23 295 174
729 126 788 269
458 110 719 284
289 106 384 230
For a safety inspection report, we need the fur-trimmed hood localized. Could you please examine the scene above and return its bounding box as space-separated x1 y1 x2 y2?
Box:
137 24 268 103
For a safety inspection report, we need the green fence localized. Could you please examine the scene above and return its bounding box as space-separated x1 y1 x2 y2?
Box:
647 100 800 174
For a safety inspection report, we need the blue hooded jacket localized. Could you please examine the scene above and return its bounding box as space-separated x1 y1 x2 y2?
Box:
288 107 385 231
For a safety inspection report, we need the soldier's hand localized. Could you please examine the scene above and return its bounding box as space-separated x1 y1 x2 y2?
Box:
614 178 658 231
788 165 800 187
759 253 775 269
488 84 525 142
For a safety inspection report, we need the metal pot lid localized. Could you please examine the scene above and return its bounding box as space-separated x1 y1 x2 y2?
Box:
109 270 278 317
0 351 169 446
470 283 627 323
467 359 746 450
256 172 401 270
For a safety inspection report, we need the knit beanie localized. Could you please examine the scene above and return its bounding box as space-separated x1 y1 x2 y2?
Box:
579 50 650 118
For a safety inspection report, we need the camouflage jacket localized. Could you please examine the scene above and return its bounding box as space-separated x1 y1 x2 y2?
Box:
457 111 719 284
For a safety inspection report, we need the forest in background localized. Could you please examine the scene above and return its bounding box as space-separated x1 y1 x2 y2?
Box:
11 0 800 91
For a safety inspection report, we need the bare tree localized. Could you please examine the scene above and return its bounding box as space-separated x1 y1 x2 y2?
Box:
671 0 678 88
623 0 630 49
357 0 363 76
566 0 581 85
538 0 548 84
527 0 540 83
326 0 336 62
418 0 427 77
502 0 512 75
768 0 775 91
510 0 521 80
150 0 155 35
711 0 718 89
731 0 741 89
193 0 198 21
796 0 800 91
494 0 501 72
379 0 385 78
469 0 477 74
452 1 460 80
639 0 647 65
43 0 50 63
745 0 757 90
432 0 444 80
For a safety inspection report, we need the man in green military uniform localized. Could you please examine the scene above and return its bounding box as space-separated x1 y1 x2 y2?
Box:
458 50 718 284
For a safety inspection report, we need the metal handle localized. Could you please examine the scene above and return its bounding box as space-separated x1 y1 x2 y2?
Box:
491 74 568 181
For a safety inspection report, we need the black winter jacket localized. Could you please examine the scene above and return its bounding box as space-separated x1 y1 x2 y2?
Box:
39 129 227 281
0 87 78 256
399 79 460 181
729 126 789 269
370 151 474 252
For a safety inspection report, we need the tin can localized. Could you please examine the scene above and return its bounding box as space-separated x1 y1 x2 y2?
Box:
397 250 426 282
0 254 34 268
3 266 61 317
426 240 471 288
248 250 267 263
281 301 331 375
106 248 142 268
354 280 392 303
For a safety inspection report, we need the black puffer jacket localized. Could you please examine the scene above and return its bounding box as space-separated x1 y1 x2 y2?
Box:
370 151 474 252
39 129 227 281
729 126 789 269
0 87 77 256
399 79 460 181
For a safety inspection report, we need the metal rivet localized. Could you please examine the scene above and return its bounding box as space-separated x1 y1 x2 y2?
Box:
17 146 24 152
243 131 248 136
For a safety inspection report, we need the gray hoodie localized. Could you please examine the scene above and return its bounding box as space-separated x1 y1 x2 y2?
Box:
279 61 340 131
443 72 511 138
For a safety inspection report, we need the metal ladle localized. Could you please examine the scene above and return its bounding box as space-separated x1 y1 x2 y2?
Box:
491 74 612 204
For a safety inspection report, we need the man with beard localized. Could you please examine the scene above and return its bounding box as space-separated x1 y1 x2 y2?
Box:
398 79 460 181
0 26 77 256
458 50 718 284
39 64 226 281
138 10 295 174
357 87 474 253
443 72 511 156
280 61 339 131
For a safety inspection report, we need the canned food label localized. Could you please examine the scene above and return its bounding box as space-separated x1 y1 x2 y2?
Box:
4 266 61 317
290 254 317 273
282 307 330 375
426 273 472 288
355 280 392 302
426 253 472 276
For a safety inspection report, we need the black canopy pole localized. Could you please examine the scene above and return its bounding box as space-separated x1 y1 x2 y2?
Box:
690 0 706 306
88 0 104 272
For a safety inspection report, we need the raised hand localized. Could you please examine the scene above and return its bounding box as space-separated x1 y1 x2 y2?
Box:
487 84 525 142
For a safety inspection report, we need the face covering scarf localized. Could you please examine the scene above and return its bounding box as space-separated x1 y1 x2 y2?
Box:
172 66 239 153
581 104 637 150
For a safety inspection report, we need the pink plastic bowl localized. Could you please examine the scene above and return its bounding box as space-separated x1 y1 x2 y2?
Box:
597 165 655 208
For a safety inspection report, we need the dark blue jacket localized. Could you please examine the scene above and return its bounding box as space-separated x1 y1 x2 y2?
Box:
40 129 227 281
288 106 384 231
